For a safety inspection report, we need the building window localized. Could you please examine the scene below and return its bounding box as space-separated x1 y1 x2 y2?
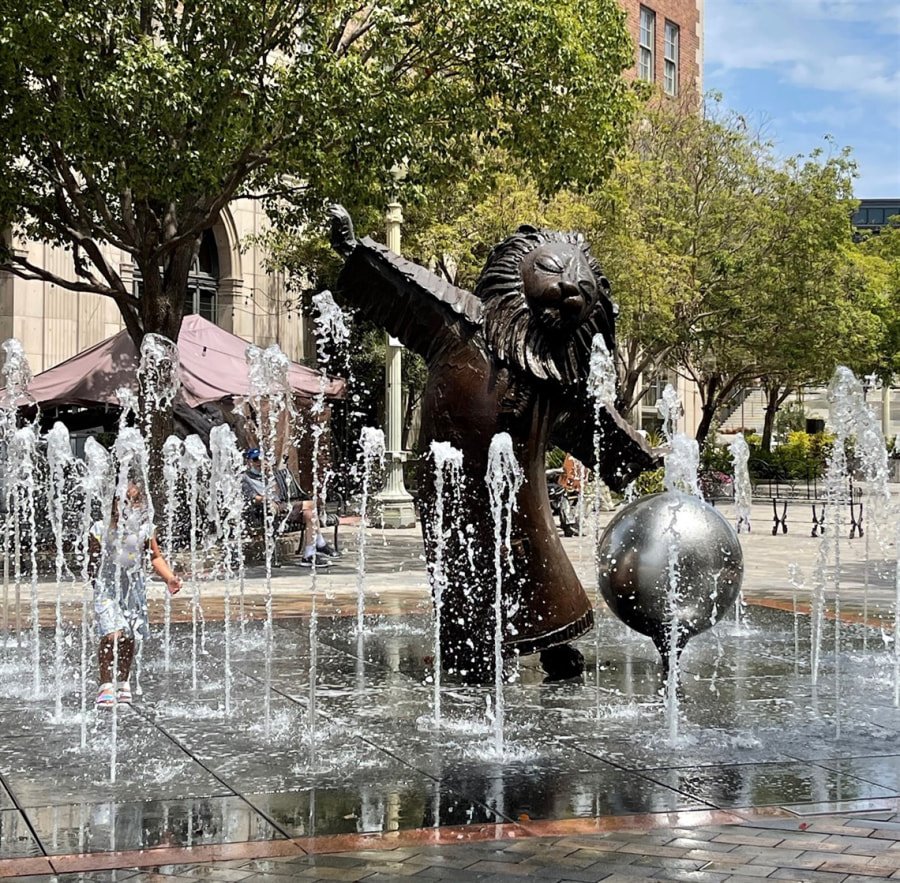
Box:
186 229 220 323
132 228 220 325
664 21 679 96
643 373 670 408
638 6 655 82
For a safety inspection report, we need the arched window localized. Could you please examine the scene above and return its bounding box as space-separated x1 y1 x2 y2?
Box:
186 229 219 322
132 228 221 325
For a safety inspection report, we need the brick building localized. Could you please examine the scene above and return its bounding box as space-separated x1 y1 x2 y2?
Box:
620 0 703 97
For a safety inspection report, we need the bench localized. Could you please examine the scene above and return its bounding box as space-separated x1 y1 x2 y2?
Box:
750 479 862 538
244 468 344 565
707 479 863 538
274 468 343 554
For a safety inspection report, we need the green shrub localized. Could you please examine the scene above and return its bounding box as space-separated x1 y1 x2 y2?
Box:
545 446 566 469
633 467 664 496
700 441 732 475
747 430 833 481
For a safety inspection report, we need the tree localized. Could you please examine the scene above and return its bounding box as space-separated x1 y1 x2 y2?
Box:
752 150 884 450
587 97 774 443
0 0 637 353
853 218 900 385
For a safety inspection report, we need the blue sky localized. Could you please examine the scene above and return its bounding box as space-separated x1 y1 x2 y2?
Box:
705 0 900 198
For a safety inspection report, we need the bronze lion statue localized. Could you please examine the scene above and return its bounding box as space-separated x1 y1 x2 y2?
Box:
329 206 654 681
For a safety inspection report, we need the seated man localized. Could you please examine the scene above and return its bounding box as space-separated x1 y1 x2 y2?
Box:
241 448 338 567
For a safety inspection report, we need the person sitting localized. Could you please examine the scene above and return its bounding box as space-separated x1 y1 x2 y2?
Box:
241 448 338 567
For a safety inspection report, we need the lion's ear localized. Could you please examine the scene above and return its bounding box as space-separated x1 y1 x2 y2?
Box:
516 224 540 235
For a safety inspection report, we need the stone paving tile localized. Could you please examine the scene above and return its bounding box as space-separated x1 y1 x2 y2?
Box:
666 838 737 853
723 843 804 861
710 830 791 847
817 856 899 876
767 868 856 882
697 861 779 877
589 872 658 882
683 849 753 864
824 834 898 854
628 855 708 871
776 834 843 849
463 859 537 876
616 842 693 858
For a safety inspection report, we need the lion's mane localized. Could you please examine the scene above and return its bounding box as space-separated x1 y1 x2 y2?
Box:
474 226 616 386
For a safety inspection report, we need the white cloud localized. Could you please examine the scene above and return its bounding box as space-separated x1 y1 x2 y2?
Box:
706 0 900 99
706 1 900 195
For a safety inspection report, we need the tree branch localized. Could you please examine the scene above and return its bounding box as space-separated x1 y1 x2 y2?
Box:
3 253 126 299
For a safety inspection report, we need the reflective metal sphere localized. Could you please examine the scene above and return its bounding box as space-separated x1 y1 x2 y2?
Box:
597 492 743 655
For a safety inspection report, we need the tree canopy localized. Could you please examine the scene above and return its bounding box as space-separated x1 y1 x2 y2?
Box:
0 0 638 346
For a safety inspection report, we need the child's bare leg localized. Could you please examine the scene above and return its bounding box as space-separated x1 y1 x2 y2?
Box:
98 631 134 683
98 631 121 684
116 636 135 683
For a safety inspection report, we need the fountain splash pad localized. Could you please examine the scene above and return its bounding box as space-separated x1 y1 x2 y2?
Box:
0 519 898 863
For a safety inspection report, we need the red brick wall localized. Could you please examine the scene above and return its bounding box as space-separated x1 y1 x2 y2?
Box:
619 0 701 96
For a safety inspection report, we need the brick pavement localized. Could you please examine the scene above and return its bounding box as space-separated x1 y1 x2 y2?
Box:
4 809 898 880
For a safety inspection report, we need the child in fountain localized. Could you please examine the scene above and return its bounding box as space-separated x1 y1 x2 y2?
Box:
89 481 181 706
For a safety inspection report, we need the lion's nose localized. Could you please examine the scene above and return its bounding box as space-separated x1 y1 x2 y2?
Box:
558 280 586 319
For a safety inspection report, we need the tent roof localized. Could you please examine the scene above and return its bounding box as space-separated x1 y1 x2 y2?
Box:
16 314 345 409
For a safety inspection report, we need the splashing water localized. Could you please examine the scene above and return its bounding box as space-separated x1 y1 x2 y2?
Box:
663 494 684 742
81 438 112 748
664 435 701 497
209 424 245 716
246 341 292 737
587 335 616 408
658 383 683 444
46 423 74 720
1 339 33 401
656 385 700 740
428 441 464 727
0 340 35 651
485 433 523 756
137 333 180 448
356 428 385 638
183 435 211 690
161 436 184 667
729 433 751 533
811 367 856 688
10 426 40 693
107 427 153 783
588 333 617 717
138 334 180 411
307 291 351 764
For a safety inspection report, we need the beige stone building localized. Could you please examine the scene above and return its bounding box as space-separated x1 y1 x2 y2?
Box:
0 198 312 376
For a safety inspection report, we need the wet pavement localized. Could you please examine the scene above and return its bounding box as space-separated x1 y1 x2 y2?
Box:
0 501 899 880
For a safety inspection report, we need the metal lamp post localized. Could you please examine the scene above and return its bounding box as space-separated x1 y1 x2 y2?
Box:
377 166 417 528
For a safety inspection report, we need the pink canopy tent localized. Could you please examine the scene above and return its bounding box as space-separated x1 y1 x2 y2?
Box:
18 314 345 408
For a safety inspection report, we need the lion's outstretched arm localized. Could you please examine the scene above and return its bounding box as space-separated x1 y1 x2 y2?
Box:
331 216 482 362
552 403 658 492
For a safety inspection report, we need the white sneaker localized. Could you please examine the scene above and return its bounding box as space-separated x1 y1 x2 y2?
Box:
116 682 132 704
299 553 332 568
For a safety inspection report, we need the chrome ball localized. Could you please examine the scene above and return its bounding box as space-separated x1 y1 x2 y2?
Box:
597 491 743 652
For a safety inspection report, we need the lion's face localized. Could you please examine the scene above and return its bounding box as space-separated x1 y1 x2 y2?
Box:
475 226 615 385
520 243 599 334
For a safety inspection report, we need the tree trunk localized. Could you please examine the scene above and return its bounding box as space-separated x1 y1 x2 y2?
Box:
694 374 721 448
132 239 197 505
760 385 781 452
695 402 717 448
